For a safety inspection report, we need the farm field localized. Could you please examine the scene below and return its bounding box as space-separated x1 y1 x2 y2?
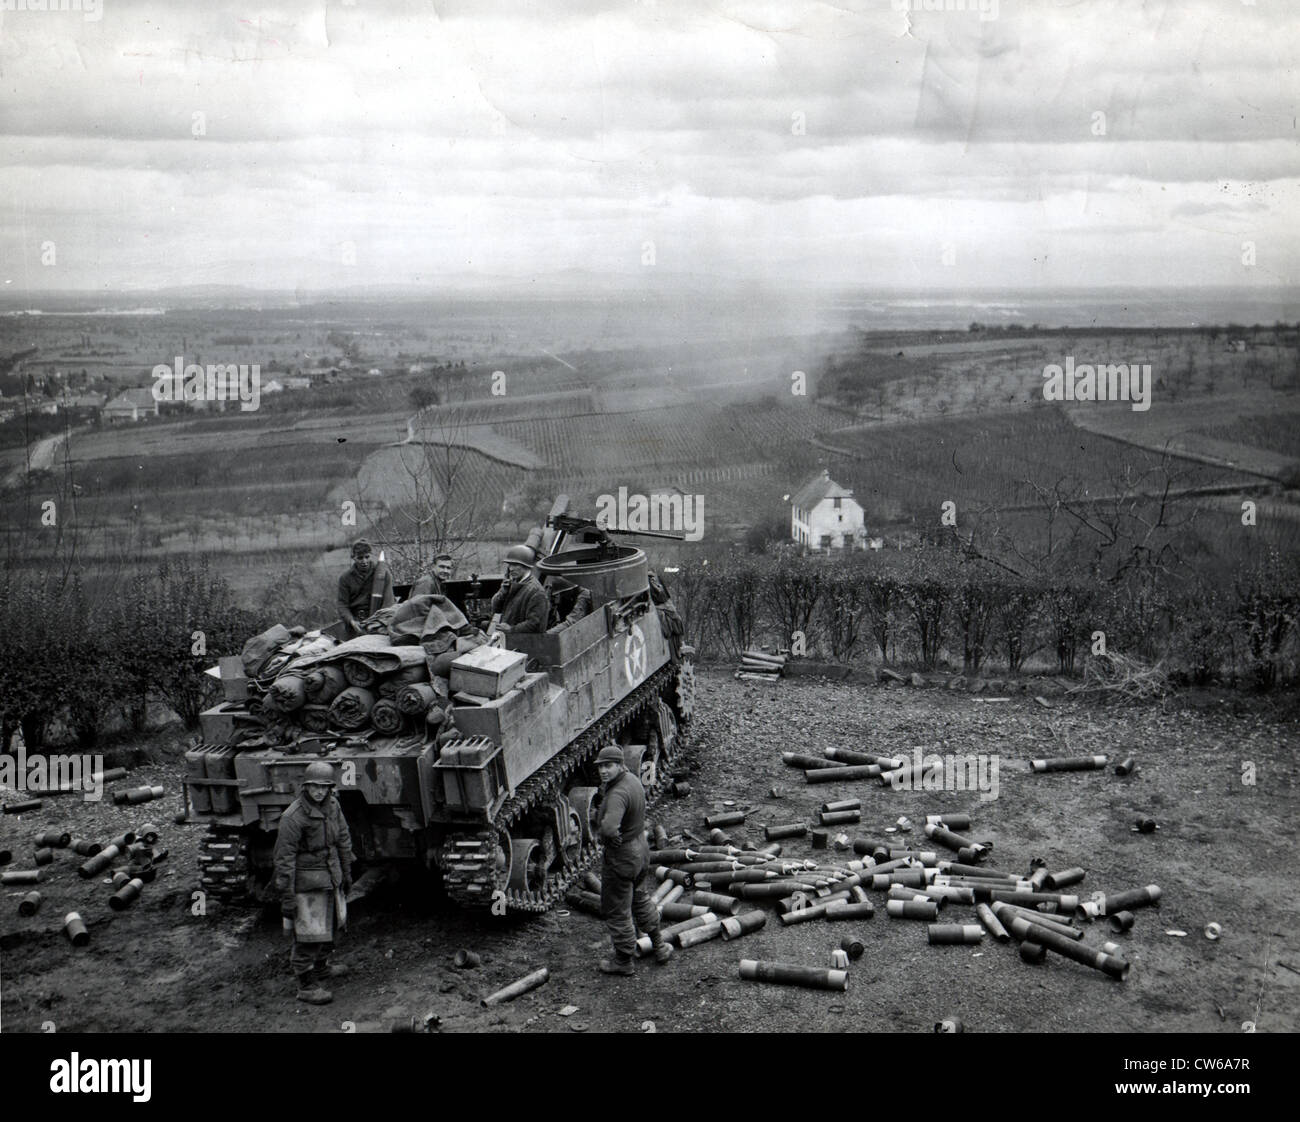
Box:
5 318 1299 617
818 407 1257 524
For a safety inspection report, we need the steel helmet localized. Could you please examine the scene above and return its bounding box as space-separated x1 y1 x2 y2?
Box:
504 544 535 566
303 762 335 785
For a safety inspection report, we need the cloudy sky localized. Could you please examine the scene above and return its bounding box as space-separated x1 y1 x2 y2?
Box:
0 0 1296 292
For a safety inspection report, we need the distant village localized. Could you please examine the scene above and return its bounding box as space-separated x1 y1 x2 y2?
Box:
0 344 459 426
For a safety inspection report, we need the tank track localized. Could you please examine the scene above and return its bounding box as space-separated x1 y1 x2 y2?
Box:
198 824 252 903
438 664 689 914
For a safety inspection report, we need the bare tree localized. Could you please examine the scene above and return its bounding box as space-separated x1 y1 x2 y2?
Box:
357 374 494 581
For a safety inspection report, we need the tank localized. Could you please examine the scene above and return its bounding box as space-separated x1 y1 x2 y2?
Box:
184 497 696 915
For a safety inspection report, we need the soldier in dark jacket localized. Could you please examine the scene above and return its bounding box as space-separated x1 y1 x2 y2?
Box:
273 761 355 1005
337 539 394 636
490 544 549 635
593 745 673 975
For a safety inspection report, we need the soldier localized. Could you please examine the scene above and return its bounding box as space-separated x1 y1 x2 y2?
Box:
337 538 394 635
593 745 673 975
410 553 456 599
274 761 355 1005
489 544 549 635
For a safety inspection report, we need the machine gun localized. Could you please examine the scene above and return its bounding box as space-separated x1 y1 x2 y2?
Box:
548 512 684 558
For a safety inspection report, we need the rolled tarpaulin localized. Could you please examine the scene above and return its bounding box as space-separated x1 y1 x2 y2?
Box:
481 967 549 1007
343 657 378 689
329 686 377 731
299 706 330 733
370 697 404 735
268 674 308 712
304 665 348 704
739 959 848 992
397 682 439 716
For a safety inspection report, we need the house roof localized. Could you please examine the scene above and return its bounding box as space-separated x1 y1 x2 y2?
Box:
104 387 158 410
791 470 854 508
60 392 106 408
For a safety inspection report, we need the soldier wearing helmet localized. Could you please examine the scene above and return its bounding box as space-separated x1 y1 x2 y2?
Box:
488 544 549 635
272 761 355 1005
592 745 673 975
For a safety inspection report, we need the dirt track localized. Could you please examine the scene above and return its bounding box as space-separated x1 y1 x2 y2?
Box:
2 670 1298 1034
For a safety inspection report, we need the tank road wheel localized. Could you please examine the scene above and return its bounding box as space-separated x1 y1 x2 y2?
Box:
657 699 679 762
198 825 252 904
557 798 585 868
674 659 696 722
508 838 546 894
639 725 663 792
566 786 600 847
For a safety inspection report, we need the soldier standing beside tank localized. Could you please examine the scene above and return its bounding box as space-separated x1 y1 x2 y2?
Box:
593 745 673 975
274 761 355 1005
490 544 549 635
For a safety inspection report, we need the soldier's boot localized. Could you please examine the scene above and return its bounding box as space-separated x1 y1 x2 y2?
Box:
651 938 674 965
295 971 333 1005
598 954 635 976
315 961 350 979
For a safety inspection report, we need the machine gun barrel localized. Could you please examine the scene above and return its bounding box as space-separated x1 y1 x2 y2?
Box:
547 512 684 544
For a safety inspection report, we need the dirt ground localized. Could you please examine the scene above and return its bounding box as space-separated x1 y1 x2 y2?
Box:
2 669 1298 1034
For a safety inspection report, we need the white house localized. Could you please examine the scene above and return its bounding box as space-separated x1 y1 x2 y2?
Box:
790 470 866 551
102 388 159 423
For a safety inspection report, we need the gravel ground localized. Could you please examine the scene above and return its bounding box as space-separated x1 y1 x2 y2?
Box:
2 669 1297 1034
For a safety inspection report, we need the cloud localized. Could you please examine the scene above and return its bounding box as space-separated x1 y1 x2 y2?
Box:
0 0 1296 290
